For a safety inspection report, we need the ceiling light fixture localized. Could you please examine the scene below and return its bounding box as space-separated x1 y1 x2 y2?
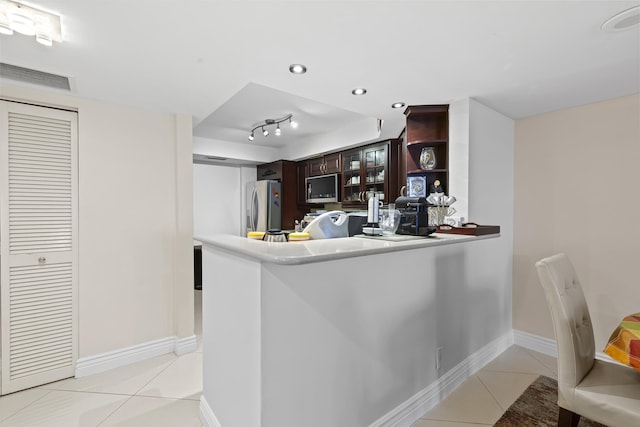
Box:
352 88 367 95
0 0 62 46
601 5 640 32
289 64 307 74
249 114 296 141
391 102 405 109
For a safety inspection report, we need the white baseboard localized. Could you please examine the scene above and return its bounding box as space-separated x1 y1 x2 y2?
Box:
175 335 198 355
369 331 514 427
200 396 221 427
75 334 198 378
513 329 616 364
513 329 557 357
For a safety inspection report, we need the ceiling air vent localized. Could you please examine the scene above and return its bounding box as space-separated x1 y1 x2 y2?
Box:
0 63 71 91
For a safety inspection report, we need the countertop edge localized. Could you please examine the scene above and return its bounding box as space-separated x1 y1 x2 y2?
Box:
196 233 500 265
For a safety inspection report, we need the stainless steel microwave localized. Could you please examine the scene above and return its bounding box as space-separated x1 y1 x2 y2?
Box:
305 173 339 204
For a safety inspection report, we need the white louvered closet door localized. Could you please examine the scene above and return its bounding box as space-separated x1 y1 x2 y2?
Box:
0 100 78 395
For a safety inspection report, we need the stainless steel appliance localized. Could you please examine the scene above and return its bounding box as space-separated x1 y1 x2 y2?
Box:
262 229 288 242
305 173 339 203
362 194 383 236
246 180 282 232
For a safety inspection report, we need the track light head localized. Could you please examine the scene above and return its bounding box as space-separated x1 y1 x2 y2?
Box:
248 132 254 141
262 127 269 137
275 124 281 136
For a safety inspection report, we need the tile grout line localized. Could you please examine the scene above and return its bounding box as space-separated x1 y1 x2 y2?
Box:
0 388 54 424
95 394 135 427
129 354 183 397
522 347 557 375
475 373 509 413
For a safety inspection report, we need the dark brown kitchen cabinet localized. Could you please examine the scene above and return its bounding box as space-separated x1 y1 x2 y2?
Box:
257 161 283 181
341 140 400 207
296 161 309 205
256 160 304 230
398 128 407 195
308 152 341 176
403 105 449 196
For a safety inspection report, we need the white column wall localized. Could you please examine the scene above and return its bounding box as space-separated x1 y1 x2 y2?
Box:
193 164 256 238
174 114 195 340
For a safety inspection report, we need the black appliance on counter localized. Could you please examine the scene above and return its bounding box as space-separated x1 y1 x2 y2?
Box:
395 196 436 236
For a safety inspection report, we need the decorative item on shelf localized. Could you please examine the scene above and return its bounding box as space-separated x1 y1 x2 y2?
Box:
408 176 426 198
419 147 437 170
429 179 444 195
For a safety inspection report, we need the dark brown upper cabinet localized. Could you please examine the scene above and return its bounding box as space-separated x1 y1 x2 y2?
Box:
308 152 341 176
403 105 449 196
341 140 399 207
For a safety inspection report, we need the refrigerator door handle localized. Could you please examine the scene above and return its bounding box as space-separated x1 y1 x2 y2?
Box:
250 187 258 232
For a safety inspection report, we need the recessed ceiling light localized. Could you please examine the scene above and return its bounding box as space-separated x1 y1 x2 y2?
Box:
289 64 307 74
352 88 367 95
601 5 640 32
391 102 405 109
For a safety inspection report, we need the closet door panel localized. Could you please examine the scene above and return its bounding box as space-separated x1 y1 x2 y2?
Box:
0 101 78 394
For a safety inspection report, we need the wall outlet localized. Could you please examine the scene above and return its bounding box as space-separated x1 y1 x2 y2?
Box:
436 347 443 371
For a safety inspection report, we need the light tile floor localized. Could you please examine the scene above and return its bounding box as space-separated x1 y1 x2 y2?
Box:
0 291 204 427
412 345 558 427
0 289 558 426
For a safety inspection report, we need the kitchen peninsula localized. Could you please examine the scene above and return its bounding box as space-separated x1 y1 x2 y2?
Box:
198 231 511 427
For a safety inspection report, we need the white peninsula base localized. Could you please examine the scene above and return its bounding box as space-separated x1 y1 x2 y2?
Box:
198 233 511 427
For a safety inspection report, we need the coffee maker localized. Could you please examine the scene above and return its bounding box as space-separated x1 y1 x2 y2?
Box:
394 196 436 236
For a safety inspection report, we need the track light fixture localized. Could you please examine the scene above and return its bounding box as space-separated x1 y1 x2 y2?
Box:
248 114 296 141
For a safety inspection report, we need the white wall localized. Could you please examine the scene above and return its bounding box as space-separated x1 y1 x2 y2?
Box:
0 83 194 358
513 94 640 349
469 99 515 234
448 99 471 220
193 164 255 238
192 136 278 164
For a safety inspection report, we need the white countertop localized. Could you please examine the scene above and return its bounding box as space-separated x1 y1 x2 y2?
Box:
196 232 499 265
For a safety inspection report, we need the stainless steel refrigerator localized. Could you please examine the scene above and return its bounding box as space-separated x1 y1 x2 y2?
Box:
246 180 282 232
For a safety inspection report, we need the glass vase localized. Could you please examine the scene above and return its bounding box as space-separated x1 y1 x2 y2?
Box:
419 147 436 170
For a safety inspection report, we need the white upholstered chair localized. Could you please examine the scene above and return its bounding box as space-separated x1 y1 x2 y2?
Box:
535 253 640 427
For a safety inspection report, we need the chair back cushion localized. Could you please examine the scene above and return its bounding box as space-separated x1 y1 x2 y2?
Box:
536 254 595 392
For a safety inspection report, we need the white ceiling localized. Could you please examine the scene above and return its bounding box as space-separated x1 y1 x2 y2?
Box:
1 1 639 152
